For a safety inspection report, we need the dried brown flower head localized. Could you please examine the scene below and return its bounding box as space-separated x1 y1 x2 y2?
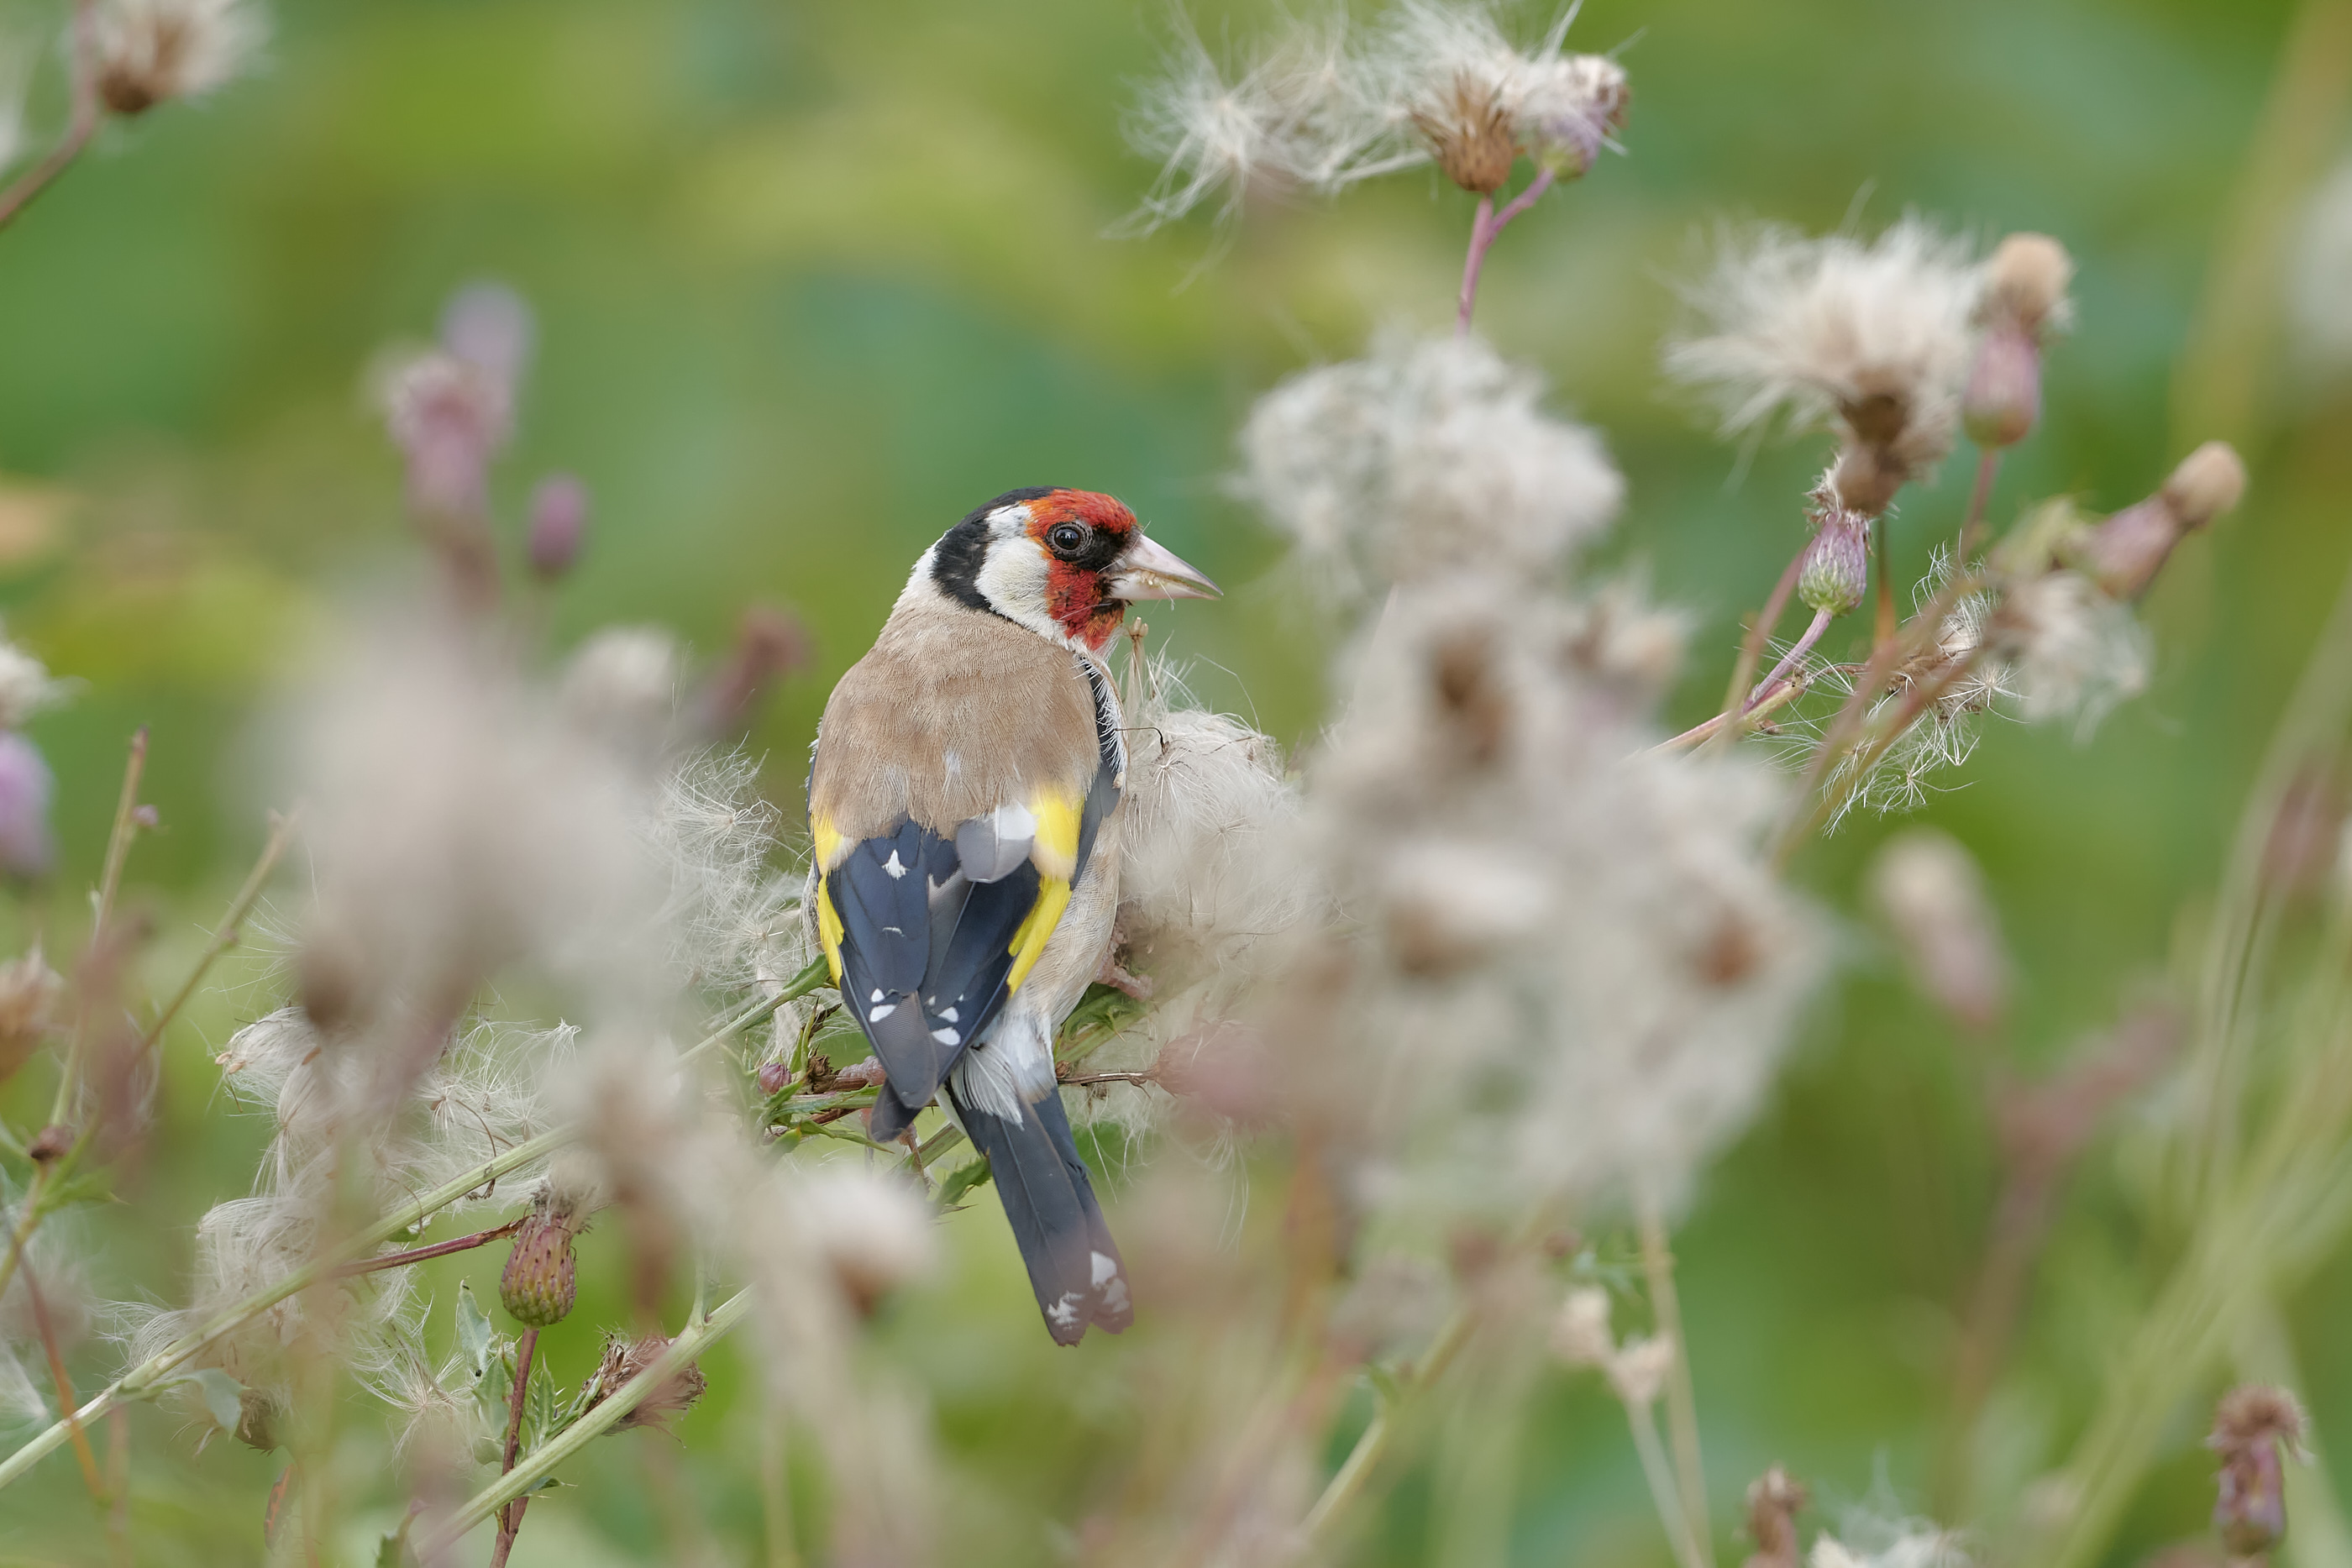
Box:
0 948 62 1084
1412 71 1517 194
585 1335 708 1434
2208 1384 2306 1558
1743 1465 1809 1568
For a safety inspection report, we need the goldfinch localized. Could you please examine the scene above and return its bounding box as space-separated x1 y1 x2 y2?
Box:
807 487 1220 1345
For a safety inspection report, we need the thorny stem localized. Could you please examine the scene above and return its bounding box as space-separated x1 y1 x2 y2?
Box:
490 1326 541 1567
0 0 101 233
1455 167 1557 335
1638 1187 1714 1568
1709 548 1809 753
23 1262 103 1502
0 976 818 1493
419 1289 754 1555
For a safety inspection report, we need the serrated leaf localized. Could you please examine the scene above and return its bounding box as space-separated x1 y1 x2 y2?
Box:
935 1156 993 1209
181 1368 245 1434
455 1282 496 1383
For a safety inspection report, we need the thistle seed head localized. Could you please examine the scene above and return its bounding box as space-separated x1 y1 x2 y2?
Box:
498 1193 582 1329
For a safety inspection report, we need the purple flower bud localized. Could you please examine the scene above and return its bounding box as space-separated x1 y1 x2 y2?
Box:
2210 1386 2305 1558
1963 320 2042 448
1798 510 1870 616
527 475 591 581
0 732 55 878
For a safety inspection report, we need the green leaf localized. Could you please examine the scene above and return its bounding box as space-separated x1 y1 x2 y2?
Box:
935 1156 993 1209
184 1367 246 1434
39 1169 118 1211
455 1281 496 1384
375 1527 417 1568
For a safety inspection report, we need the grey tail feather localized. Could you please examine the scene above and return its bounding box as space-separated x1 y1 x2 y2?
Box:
1036 1089 1131 1334
868 1080 921 1145
948 1084 1129 1345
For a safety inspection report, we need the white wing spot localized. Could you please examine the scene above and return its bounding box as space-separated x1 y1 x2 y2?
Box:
869 989 885 1004
931 1027 959 1046
1047 1294 1081 1329
883 850 907 879
1090 1251 1119 1287
868 1003 896 1020
938 1005 958 1023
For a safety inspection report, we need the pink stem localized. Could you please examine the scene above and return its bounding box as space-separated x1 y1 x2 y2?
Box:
1455 167 1557 335
1751 609 1834 705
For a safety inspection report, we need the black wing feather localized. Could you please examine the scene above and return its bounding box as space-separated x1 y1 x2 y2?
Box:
828 820 1041 1137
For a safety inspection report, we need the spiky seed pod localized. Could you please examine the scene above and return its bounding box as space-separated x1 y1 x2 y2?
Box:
2210 1385 2306 1556
499 1195 580 1329
1798 504 1870 616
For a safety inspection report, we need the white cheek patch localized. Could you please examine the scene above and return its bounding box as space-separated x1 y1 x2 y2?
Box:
974 537 1055 637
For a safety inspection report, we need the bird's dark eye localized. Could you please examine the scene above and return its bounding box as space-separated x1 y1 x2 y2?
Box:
1046 523 1087 556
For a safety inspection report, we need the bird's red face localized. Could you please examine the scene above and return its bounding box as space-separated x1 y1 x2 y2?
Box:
931 486 1221 653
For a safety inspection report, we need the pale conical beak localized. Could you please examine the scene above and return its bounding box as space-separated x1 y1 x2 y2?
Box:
1108 534 1221 601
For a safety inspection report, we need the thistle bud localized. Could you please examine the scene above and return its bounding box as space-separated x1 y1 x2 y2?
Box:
1982 233 2074 335
1963 319 2042 448
1798 504 1871 616
2072 442 2247 601
526 475 590 582
2209 1385 2305 1557
499 1193 581 1329
585 1335 707 1434
2163 441 2249 529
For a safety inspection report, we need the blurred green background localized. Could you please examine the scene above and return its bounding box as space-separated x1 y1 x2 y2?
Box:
3 0 2349 1560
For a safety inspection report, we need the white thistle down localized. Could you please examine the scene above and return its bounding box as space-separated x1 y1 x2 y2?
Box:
1122 1 1626 225
1666 218 1981 510
1239 329 1622 600
92 0 265 115
1984 568 2148 734
0 638 63 731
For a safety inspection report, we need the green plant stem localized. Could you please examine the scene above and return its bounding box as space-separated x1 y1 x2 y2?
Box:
50 730 150 1128
1297 1300 1478 1549
1956 448 2001 560
1626 1394 1709 1568
134 810 300 1066
1707 548 1808 754
0 0 100 233
1638 1187 1714 1568
0 975 816 1493
490 1326 541 1567
418 1288 753 1555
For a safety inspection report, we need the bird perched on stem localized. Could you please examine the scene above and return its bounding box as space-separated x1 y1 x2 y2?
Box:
806 487 1220 1344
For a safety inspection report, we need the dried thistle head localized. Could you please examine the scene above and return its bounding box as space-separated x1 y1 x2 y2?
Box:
2071 442 2247 600
2209 1385 2306 1558
1744 1466 1809 1568
586 1334 708 1434
0 947 62 1084
92 0 264 116
1410 70 1517 193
